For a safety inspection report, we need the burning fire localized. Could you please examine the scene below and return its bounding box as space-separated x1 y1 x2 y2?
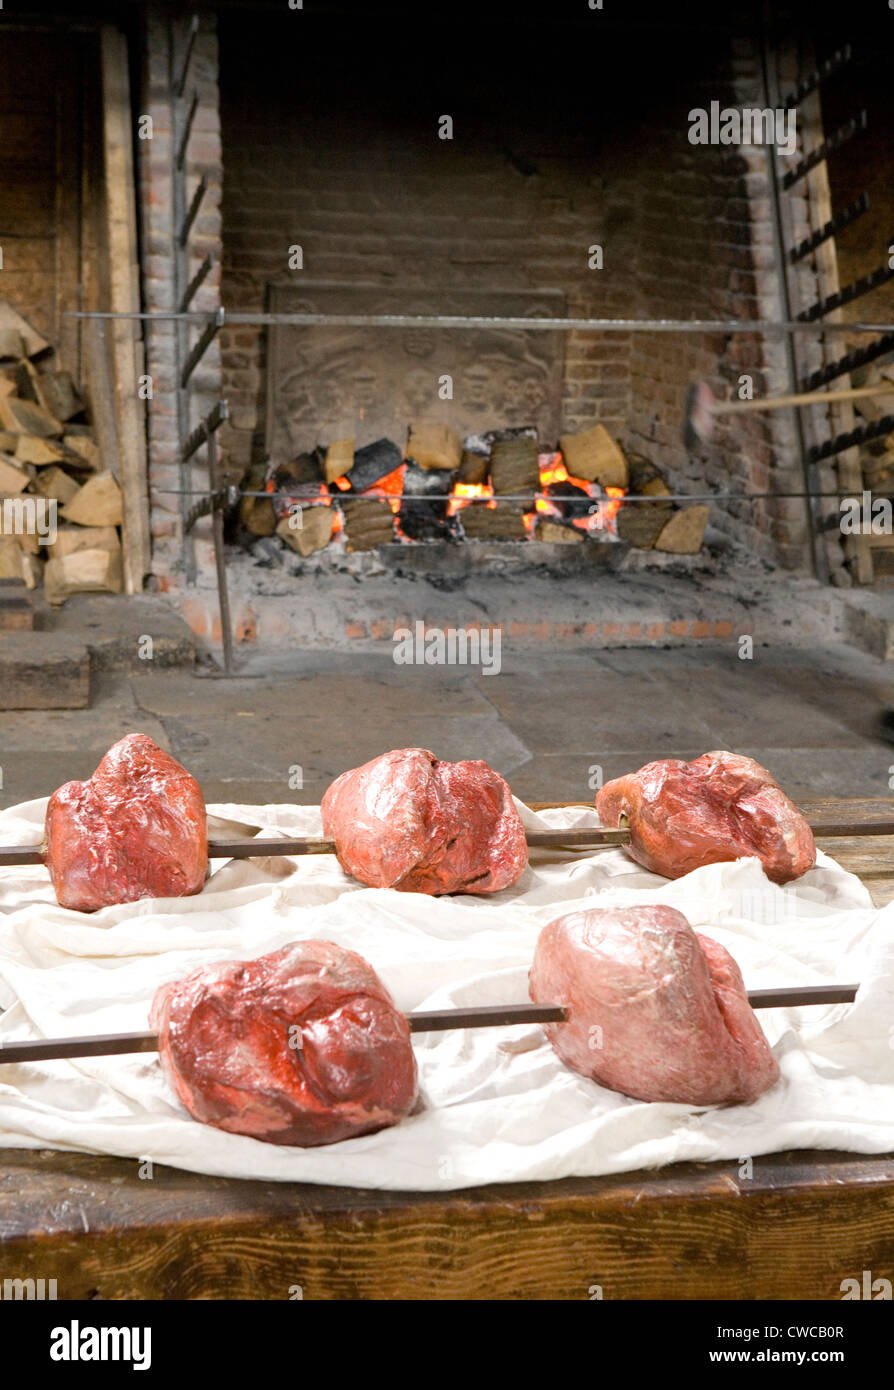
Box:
448 480 497 516
523 452 626 534
333 465 405 514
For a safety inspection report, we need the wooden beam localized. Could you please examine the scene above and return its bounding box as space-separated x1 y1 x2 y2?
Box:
100 26 151 595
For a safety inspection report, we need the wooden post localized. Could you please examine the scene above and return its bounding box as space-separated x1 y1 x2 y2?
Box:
100 26 151 595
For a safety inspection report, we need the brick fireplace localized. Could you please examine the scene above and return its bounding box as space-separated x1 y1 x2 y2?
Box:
10 2 889 650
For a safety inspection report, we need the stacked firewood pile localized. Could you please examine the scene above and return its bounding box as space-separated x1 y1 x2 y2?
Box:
0 302 122 604
237 418 710 559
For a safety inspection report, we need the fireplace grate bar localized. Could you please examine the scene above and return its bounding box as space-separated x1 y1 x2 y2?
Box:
65 310 894 335
155 487 885 506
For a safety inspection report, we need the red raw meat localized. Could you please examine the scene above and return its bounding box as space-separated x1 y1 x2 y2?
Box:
150 939 418 1147
321 747 528 894
529 905 779 1106
45 733 207 911
596 750 815 884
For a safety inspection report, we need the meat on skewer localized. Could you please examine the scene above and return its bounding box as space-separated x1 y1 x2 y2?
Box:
530 905 780 1106
321 747 528 895
596 751 816 885
150 939 418 1147
45 734 207 912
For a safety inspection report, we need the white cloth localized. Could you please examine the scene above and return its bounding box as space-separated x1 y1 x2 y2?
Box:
0 796 891 1190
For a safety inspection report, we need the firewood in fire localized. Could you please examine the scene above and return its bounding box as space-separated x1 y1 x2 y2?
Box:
460 502 528 540
490 436 539 494
276 506 334 557
323 437 354 484
337 438 402 494
558 424 629 489
653 505 710 554
341 496 396 550
406 420 462 472
397 460 457 541
616 500 672 549
458 450 489 486
535 519 585 544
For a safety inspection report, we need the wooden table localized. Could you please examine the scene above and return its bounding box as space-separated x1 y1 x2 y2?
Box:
1 797 892 1300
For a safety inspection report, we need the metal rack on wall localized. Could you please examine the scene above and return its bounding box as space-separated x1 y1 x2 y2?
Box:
168 13 233 670
762 32 894 585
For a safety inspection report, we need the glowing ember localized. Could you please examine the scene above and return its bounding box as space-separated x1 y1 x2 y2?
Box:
448 480 498 515
524 451 627 536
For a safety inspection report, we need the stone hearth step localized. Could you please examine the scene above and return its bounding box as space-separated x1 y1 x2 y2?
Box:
0 633 90 709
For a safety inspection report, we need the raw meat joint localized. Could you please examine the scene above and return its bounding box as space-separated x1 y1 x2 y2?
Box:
45 733 208 912
529 905 780 1106
321 747 528 894
150 939 419 1147
596 750 816 884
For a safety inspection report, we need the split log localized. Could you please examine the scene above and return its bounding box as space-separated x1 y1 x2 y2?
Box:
10 361 40 402
0 431 17 451
14 436 69 467
407 421 462 472
459 503 528 540
0 302 50 359
61 471 123 528
654 504 711 554
535 519 585 544
44 547 124 605
33 371 84 423
342 438 402 494
0 376 16 401
276 506 334 557
323 437 354 484
0 454 28 495
616 500 672 549
489 437 539 494
62 435 100 470
559 424 629 488
0 330 25 362
52 525 121 559
341 497 395 550
0 538 40 588
458 450 490 486
29 468 81 506
0 396 63 439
